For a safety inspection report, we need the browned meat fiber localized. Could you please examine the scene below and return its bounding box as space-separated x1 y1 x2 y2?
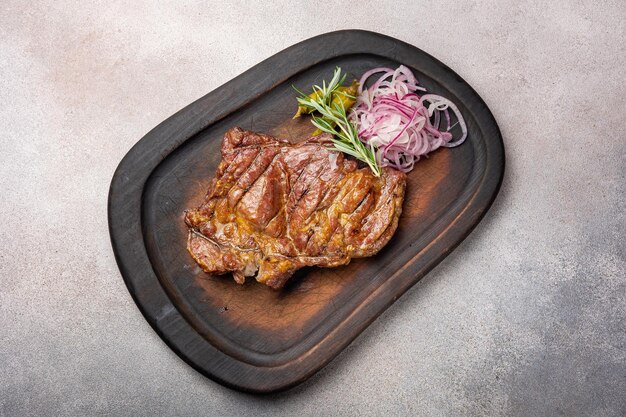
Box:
185 127 406 289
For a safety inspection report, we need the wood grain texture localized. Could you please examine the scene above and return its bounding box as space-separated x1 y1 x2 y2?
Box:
108 30 504 393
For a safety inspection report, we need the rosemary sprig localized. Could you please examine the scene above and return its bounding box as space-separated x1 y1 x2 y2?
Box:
295 68 381 177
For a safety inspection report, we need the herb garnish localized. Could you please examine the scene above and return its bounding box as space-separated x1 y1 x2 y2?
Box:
294 67 381 177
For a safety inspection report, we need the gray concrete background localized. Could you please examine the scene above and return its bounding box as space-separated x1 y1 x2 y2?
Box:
1 1 625 416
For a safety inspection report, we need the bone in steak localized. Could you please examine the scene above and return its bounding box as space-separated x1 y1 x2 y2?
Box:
185 127 406 289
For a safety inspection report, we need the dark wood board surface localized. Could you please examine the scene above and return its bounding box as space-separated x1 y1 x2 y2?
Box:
108 30 504 393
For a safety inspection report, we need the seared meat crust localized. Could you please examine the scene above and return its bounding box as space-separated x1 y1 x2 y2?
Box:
185 127 406 289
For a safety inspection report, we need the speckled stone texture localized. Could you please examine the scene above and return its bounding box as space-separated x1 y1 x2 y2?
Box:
1 1 624 416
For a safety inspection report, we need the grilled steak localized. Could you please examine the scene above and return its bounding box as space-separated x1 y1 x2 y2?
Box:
185 127 406 289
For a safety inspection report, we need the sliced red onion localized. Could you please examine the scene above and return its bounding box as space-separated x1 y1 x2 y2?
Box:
351 66 468 172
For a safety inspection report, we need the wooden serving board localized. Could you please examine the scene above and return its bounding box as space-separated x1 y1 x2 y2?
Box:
108 30 504 393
